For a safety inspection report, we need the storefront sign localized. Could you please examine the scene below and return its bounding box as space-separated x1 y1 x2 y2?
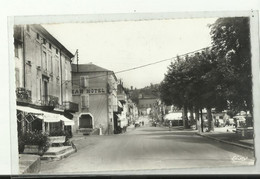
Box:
72 88 106 95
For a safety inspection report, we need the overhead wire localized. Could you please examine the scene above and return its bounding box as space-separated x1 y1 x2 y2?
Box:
64 45 213 87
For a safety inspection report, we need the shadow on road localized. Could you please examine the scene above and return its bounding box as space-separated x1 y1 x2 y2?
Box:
129 127 255 160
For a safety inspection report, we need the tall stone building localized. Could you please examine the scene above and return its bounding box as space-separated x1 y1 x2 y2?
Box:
71 63 118 135
14 24 78 134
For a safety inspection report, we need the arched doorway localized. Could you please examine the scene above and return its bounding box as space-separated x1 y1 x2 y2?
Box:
78 113 94 129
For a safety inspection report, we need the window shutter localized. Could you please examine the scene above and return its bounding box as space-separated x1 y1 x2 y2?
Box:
80 76 85 87
84 76 89 87
81 95 89 108
85 94 89 108
81 95 86 108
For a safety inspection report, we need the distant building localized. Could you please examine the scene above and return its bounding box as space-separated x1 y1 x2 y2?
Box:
71 63 118 135
138 95 158 115
14 24 77 135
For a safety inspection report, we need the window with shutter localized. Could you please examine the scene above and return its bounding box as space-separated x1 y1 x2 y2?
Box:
81 94 89 108
84 76 89 87
80 76 89 87
85 94 89 108
81 95 86 108
80 76 85 87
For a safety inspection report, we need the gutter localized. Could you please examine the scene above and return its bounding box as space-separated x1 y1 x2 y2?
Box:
22 26 26 88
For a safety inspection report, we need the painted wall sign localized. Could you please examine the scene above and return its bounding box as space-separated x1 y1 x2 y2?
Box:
72 88 106 95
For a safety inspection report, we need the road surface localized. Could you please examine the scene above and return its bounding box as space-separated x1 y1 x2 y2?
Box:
40 117 254 174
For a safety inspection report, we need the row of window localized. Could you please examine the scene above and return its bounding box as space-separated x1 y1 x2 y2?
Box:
27 24 59 55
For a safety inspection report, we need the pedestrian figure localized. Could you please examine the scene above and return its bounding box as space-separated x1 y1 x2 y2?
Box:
169 121 172 131
142 121 144 126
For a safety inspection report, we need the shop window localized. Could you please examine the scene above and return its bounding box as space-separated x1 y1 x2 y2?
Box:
31 118 42 132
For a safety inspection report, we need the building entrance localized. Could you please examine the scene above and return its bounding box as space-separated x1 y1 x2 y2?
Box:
79 114 93 128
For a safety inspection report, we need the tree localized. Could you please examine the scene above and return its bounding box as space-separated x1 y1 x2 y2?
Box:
160 17 252 132
160 49 227 131
210 17 252 115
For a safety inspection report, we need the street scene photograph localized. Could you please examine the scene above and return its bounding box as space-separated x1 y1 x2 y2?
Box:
13 14 255 174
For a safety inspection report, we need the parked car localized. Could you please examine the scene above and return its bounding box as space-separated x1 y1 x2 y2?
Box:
233 116 246 128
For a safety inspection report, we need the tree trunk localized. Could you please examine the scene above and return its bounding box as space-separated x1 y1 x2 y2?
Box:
189 106 195 126
200 109 204 132
183 105 189 129
195 106 200 132
206 107 214 132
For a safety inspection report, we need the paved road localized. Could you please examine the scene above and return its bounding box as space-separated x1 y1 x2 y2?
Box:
40 117 255 174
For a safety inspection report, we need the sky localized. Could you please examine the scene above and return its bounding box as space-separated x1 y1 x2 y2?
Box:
43 18 217 89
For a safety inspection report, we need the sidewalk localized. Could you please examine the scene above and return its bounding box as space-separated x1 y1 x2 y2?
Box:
196 126 254 150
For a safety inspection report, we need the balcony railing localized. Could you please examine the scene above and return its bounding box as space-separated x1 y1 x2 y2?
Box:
42 95 59 107
16 87 32 104
63 101 79 112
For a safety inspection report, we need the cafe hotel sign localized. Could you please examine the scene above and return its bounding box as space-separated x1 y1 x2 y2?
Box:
72 87 107 96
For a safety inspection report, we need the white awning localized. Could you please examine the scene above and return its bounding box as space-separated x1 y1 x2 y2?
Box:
61 116 75 126
16 105 44 115
164 112 183 120
16 105 74 125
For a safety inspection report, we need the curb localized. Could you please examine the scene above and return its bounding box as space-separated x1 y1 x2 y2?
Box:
196 133 254 150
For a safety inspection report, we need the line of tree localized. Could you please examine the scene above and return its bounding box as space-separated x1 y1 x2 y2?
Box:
159 17 252 131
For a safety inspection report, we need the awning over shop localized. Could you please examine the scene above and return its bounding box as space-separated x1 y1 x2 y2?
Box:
61 116 75 126
16 105 74 125
164 112 182 120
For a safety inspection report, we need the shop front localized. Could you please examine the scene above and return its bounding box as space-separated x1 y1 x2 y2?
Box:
16 105 74 134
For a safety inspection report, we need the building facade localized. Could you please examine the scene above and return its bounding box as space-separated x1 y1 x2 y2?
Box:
71 63 118 135
138 94 158 115
14 24 77 135
114 82 128 133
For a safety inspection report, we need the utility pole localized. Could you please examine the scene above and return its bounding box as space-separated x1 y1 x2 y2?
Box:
76 49 79 72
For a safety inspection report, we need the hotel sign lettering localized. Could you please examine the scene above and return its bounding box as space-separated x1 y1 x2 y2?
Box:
72 88 106 95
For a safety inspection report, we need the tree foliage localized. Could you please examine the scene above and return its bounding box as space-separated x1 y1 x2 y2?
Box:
210 17 252 114
159 17 252 131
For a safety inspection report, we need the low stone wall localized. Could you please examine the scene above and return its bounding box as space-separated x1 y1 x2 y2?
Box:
19 154 41 174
